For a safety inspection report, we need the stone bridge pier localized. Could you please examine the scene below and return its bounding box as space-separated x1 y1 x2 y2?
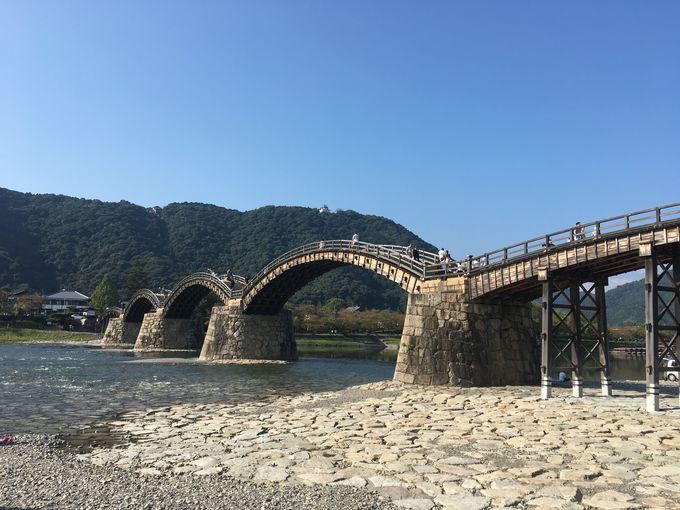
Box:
393 278 540 386
200 300 297 361
129 299 297 360
101 318 142 347
134 310 204 351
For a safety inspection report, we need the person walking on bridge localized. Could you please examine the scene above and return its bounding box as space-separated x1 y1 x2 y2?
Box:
438 248 447 275
573 222 585 241
351 232 359 248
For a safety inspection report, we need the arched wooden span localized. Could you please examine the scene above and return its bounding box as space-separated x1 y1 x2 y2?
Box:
162 272 243 319
241 241 438 314
123 290 163 323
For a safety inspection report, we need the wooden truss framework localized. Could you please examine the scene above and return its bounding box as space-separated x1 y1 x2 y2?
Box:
642 244 680 411
540 275 611 399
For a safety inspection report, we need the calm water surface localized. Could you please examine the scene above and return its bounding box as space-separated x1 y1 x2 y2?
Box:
0 343 649 435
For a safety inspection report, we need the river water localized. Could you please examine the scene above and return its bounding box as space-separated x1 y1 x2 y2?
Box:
0 342 647 436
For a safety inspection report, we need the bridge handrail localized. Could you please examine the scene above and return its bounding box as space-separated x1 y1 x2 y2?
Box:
244 240 439 293
465 202 680 273
169 272 238 300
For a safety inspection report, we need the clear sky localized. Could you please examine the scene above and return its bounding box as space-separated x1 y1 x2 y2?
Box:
1 1 678 275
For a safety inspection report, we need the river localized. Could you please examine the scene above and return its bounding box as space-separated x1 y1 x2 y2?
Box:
0 342 647 436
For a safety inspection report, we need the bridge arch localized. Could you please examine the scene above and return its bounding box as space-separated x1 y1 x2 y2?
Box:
123 289 163 323
162 272 237 319
242 241 434 314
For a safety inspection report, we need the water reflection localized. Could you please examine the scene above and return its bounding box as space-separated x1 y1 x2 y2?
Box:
550 355 646 381
298 345 398 362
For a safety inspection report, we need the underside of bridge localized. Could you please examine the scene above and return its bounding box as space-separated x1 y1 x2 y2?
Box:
244 260 345 314
164 284 216 319
125 297 156 323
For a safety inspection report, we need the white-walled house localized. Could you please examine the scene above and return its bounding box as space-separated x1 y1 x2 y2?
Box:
42 290 89 312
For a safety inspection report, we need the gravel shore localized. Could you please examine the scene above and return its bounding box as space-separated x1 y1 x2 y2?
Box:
3 380 680 509
0 435 397 510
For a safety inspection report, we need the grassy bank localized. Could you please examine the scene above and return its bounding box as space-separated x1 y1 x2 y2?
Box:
0 328 96 344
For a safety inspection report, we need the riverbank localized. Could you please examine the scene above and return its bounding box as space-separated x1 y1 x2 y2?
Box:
0 327 97 344
5 380 677 509
0 435 397 510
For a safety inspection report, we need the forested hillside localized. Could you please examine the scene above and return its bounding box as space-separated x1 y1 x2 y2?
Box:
0 188 435 310
605 279 644 327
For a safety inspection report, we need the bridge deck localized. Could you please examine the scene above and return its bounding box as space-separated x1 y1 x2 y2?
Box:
468 223 680 300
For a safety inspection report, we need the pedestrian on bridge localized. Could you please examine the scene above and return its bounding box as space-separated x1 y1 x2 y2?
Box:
573 222 585 241
351 232 359 247
438 248 448 275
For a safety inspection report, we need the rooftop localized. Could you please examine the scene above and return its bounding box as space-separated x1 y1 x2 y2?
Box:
44 290 89 301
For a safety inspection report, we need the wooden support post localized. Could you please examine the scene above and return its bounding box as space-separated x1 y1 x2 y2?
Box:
540 278 552 399
673 248 680 407
570 283 584 397
643 247 659 412
596 278 612 396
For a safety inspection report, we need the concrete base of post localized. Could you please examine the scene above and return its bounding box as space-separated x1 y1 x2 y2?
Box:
541 376 552 399
601 377 612 396
572 377 583 398
646 384 660 412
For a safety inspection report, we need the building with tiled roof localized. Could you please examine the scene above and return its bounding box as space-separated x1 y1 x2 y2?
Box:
42 290 89 312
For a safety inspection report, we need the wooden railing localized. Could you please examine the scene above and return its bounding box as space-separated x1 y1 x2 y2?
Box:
169 272 240 300
242 240 440 295
465 202 680 273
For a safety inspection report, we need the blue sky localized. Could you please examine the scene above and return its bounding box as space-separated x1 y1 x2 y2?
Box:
1 1 678 280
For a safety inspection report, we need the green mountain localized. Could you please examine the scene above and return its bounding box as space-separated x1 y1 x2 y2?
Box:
606 279 644 327
0 187 435 310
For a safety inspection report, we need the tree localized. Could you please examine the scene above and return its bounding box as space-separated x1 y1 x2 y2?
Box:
323 298 347 315
125 262 148 298
15 293 43 315
90 276 119 312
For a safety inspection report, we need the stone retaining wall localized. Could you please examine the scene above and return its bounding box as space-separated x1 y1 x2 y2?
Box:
394 279 539 386
200 305 297 361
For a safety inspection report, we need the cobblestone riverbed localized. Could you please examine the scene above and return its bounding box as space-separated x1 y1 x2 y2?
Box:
5 381 678 509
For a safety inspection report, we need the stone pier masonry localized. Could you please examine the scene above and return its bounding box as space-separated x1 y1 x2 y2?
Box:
199 301 296 361
101 317 126 346
393 277 539 386
101 317 143 347
134 310 203 351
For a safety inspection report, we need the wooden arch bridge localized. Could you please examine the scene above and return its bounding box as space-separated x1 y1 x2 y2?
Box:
103 202 680 412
